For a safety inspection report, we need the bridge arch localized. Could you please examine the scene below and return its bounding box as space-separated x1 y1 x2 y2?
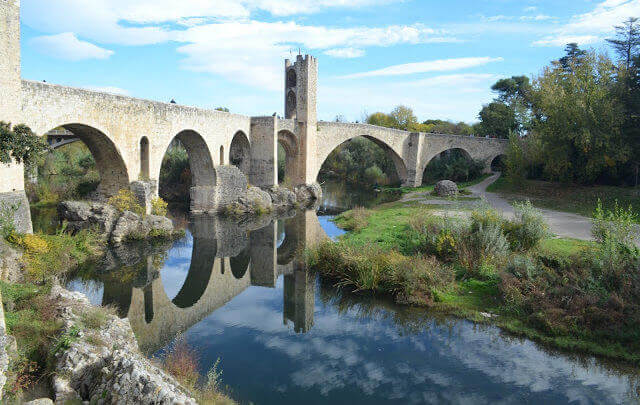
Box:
229 131 251 178
140 136 150 180
40 123 130 198
278 130 299 184
315 134 408 185
159 130 216 190
420 147 480 185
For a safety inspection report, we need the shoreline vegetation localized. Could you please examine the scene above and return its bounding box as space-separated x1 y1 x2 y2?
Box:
306 198 640 365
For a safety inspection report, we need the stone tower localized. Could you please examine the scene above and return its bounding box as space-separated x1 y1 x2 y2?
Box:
0 0 32 233
284 55 318 184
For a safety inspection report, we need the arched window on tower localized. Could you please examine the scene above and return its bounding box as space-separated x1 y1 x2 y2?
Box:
140 137 150 180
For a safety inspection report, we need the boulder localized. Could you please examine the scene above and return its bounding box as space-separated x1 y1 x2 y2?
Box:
294 183 322 207
434 180 458 197
58 201 118 235
266 186 297 208
0 238 23 283
111 211 147 244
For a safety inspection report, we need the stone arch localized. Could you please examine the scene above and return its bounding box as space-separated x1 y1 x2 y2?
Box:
42 123 130 197
140 136 150 180
490 154 507 172
417 146 475 185
277 221 300 266
163 130 216 188
315 135 408 185
278 130 299 184
229 131 250 177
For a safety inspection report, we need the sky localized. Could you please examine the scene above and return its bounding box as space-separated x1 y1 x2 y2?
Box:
19 0 640 123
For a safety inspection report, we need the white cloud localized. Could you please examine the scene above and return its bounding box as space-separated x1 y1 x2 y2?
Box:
533 0 640 47
30 32 114 61
339 57 503 79
324 48 366 58
524 6 538 12
519 15 556 22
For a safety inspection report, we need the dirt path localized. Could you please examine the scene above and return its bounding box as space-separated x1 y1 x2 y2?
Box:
468 174 598 241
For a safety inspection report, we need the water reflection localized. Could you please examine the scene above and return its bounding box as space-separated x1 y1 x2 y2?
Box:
66 209 640 404
318 180 401 214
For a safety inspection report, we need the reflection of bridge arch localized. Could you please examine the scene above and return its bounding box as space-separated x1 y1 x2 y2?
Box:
171 237 217 309
230 245 251 279
277 218 301 266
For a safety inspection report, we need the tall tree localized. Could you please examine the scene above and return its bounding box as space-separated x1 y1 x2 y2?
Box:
491 76 533 134
476 102 518 139
0 122 48 166
559 43 587 72
606 17 640 70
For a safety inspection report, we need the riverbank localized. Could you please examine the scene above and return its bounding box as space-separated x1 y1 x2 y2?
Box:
307 196 640 365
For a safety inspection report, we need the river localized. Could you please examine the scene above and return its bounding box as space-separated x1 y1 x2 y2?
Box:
49 182 639 404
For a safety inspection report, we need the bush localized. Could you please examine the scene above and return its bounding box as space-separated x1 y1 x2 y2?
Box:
334 207 370 232
0 201 20 239
504 201 548 251
457 223 509 276
108 189 145 216
151 197 168 217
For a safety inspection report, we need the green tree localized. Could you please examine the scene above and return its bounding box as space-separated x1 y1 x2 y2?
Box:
606 17 640 70
0 122 48 166
531 51 627 183
559 43 587 72
366 112 396 128
389 105 418 130
491 76 533 134
476 102 518 139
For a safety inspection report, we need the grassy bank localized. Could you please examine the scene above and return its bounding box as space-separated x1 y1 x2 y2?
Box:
307 199 640 364
384 173 491 195
487 176 640 223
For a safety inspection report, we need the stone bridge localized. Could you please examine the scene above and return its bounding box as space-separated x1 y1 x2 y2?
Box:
0 0 507 233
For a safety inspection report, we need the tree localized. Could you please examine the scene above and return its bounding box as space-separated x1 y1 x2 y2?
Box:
491 76 533 134
531 51 628 184
366 112 396 128
607 17 640 70
0 122 48 166
215 107 229 112
389 105 418 130
559 43 587 72
476 102 518 139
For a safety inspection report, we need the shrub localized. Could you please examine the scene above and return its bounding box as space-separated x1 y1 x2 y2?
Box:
108 188 145 216
151 197 169 217
592 200 640 273
457 223 509 276
163 337 200 390
505 201 548 251
334 207 370 232
0 201 19 239
470 204 503 232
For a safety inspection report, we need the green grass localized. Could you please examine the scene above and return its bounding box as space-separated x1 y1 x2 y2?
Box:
384 174 492 195
487 176 640 223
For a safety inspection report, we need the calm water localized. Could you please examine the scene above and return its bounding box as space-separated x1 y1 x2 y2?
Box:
53 184 639 404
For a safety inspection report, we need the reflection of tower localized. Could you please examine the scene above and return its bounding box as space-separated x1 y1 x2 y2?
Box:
283 268 315 333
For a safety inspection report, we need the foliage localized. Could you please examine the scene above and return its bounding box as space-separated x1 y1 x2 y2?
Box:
592 200 640 273
318 136 397 186
421 149 484 184
0 201 20 239
108 188 145 216
27 141 99 205
606 17 640 69
10 230 103 282
504 201 548 251
334 206 370 232
159 140 191 202
0 122 48 165
476 102 518 139
151 197 169 217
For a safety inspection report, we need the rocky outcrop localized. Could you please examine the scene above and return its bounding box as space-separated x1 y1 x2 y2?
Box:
434 180 458 197
0 238 23 283
50 285 196 405
58 201 176 245
220 183 322 217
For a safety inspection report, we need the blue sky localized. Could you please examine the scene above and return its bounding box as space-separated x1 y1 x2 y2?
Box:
19 0 640 123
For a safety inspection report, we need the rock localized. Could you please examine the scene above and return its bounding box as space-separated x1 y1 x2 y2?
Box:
266 186 297 208
237 186 273 213
59 202 176 245
51 285 196 405
434 180 458 197
294 183 322 207
58 201 118 236
24 399 54 405
0 238 23 283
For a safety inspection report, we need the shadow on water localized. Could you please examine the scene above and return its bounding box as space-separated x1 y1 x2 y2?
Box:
62 206 640 404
